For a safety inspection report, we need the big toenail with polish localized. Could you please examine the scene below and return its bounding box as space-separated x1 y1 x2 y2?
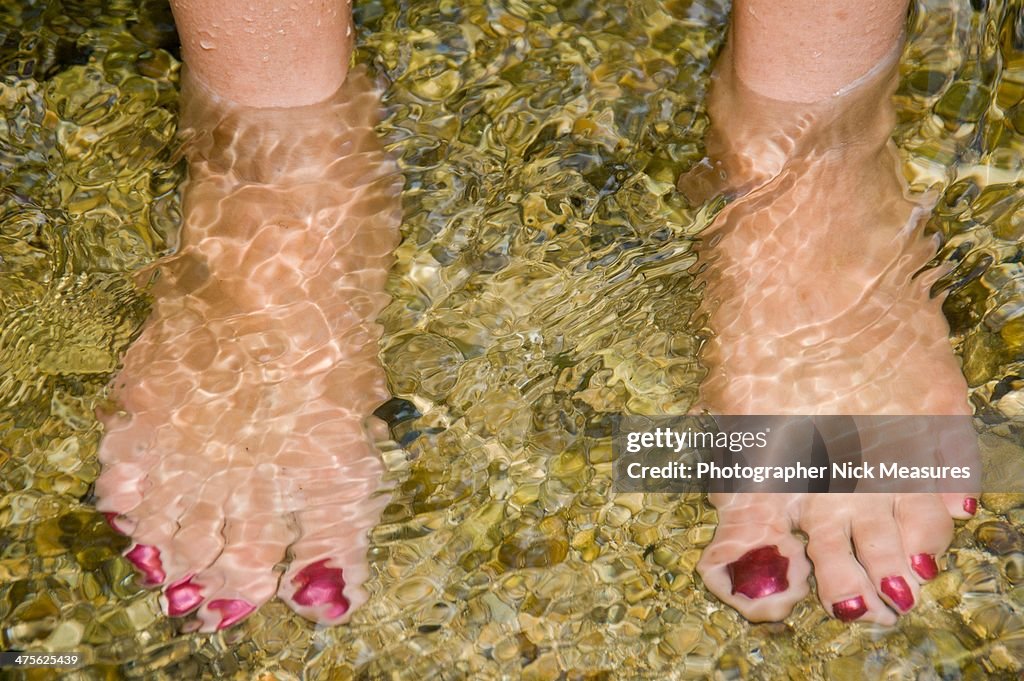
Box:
910 553 938 580
125 544 166 585
292 559 350 618
880 576 914 611
208 598 256 630
963 497 978 515
832 596 868 622
726 545 789 599
166 575 204 616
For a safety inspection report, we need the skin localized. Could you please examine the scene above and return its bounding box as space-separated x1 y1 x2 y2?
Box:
691 0 980 624
731 0 910 103
97 2 400 632
103 0 979 630
97 65 401 631
170 0 353 106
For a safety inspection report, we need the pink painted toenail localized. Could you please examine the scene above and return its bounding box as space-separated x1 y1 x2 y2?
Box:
166 575 204 616
726 545 789 599
880 576 914 612
208 599 256 630
125 544 166 585
291 559 350 618
832 596 868 622
910 553 938 580
963 497 978 515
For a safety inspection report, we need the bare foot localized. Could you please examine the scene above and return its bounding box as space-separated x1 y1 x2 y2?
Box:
94 68 401 631
686 47 980 624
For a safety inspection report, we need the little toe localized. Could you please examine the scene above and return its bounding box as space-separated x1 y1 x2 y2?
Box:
940 492 978 520
935 416 981 520
850 499 918 614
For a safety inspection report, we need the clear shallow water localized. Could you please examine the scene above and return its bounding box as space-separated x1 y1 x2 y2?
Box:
2 0 1024 678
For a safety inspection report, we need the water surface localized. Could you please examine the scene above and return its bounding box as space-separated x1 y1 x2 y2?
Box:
2 0 1024 678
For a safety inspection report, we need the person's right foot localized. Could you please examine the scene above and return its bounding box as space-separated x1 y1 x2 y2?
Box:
686 48 981 624
95 68 400 632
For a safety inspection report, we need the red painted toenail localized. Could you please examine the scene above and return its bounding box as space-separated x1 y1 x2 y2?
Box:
910 553 938 580
832 596 868 622
963 497 978 515
103 512 127 534
125 544 166 585
292 559 350 618
208 599 256 630
166 575 204 616
726 545 789 599
880 576 914 612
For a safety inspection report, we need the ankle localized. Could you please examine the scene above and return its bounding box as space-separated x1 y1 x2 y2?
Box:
178 67 381 185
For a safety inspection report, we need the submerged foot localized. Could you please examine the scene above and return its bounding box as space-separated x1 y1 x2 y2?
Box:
95 68 400 631
686 48 980 623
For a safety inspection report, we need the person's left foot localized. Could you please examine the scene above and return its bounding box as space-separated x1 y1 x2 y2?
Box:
95 68 400 631
687 47 981 624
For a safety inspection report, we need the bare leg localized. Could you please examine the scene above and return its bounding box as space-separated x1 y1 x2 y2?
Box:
689 0 980 624
731 0 908 103
170 0 352 106
95 2 399 631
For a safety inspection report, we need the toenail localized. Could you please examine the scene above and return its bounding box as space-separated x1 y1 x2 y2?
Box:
103 512 127 534
910 553 938 580
166 575 204 616
292 559 350 618
880 576 914 612
832 596 868 622
208 598 256 630
125 544 166 585
726 545 789 599
963 497 978 515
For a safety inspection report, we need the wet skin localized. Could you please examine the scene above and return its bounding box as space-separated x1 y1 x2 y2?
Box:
684 46 980 625
95 68 400 632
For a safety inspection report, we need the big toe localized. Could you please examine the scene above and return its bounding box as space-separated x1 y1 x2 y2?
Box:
278 485 389 624
697 494 810 622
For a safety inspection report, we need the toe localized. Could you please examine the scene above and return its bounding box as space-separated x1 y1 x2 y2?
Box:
894 495 952 582
850 498 918 614
804 513 895 625
94 415 162 513
160 481 233 587
279 488 389 624
940 493 978 520
935 415 981 519
697 494 810 622
189 512 293 632
124 543 167 586
164 573 205 616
